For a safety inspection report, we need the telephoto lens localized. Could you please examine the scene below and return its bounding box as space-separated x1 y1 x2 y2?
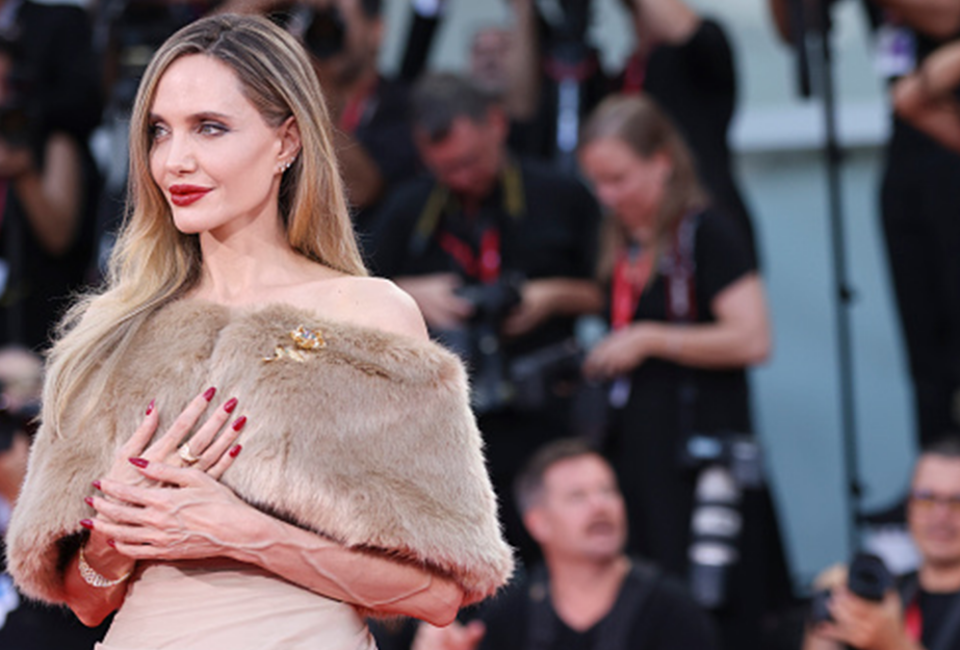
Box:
688 465 742 609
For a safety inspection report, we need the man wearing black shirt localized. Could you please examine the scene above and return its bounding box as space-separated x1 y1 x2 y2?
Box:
412 439 720 650
804 438 960 650
369 73 602 562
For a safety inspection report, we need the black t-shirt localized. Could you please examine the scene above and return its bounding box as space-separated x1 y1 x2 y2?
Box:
474 563 720 650
621 210 755 433
919 588 960 649
368 158 601 356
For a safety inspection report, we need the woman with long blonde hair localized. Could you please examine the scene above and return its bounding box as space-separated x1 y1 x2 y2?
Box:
5 14 511 650
578 94 789 650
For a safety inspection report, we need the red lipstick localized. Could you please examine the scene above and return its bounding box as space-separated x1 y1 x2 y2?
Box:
169 184 212 207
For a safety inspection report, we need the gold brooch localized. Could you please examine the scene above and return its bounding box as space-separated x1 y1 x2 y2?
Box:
263 325 327 363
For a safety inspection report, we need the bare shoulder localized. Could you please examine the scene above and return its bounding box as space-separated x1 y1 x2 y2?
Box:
305 276 429 342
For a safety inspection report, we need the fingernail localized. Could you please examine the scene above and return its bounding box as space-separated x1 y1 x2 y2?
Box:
146 399 155 416
231 416 247 432
80 519 94 530
91 480 101 491
229 444 242 458
106 539 116 548
224 397 238 413
84 496 94 507
203 387 216 401
129 457 149 468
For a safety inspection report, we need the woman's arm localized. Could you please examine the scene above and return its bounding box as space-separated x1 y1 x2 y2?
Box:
7 133 83 255
893 42 960 153
583 273 770 378
89 456 466 626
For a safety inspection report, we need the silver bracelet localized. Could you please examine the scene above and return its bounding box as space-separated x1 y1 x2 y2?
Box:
77 546 131 588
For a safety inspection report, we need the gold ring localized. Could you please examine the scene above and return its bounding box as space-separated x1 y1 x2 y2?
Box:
178 443 200 466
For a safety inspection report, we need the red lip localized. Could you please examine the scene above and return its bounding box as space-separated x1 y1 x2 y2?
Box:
169 184 212 207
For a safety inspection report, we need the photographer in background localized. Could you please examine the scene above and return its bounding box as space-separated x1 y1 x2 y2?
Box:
412 438 720 650
803 437 960 650
370 72 602 563
768 0 960 451
0 0 101 350
578 95 791 650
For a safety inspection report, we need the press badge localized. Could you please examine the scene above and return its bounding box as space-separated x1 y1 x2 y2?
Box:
875 22 916 78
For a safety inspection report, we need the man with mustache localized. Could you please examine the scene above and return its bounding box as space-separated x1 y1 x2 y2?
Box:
804 437 960 650
412 438 719 650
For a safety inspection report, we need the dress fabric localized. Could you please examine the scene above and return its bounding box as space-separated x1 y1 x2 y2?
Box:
95 561 375 650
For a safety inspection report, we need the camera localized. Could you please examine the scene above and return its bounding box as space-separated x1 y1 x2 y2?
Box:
680 431 765 490
808 553 895 624
434 273 524 415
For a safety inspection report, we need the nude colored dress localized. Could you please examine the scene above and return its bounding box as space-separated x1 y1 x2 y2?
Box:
95 560 377 650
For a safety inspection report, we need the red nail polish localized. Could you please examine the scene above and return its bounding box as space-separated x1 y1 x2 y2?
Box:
106 539 116 548
231 416 247 431
84 496 94 507
224 397 238 413
129 457 149 468
203 387 216 401
229 444 242 458
91 480 101 491
79 519 94 530
146 399 155 416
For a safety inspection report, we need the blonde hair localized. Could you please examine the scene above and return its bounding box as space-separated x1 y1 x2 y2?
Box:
44 14 366 434
580 94 707 279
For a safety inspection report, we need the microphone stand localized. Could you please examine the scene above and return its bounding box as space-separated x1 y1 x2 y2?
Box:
789 0 862 554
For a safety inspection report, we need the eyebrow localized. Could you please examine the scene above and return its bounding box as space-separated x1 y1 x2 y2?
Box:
148 111 233 123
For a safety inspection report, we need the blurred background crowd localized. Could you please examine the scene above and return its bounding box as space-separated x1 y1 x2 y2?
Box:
2 0 960 648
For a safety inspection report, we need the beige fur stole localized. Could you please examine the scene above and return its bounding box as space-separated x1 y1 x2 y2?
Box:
6 300 514 605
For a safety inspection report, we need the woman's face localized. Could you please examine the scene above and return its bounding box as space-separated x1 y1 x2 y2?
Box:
578 137 670 238
148 54 292 237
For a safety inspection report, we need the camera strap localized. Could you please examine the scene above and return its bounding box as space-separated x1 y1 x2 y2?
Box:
410 158 526 282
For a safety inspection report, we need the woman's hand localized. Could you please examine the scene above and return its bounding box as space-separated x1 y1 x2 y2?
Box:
101 387 246 493
88 460 249 562
583 322 663 379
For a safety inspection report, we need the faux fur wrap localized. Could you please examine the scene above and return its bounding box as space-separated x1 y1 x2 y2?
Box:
6 300 514 605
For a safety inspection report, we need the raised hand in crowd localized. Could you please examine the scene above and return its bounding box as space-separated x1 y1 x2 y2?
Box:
894 41 960 152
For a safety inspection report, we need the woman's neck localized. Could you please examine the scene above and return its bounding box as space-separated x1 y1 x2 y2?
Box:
192 220 315 306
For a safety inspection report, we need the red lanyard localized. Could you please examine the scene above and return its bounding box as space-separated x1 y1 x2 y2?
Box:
905 599 923 643
611 245 653 330
338 78 378 135
439 228 501 284
621 51 647 94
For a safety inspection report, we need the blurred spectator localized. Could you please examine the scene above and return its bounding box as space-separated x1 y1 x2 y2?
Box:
768 0 960 450
412 438 720 650
0 345 107 648
578 94 792 650
469 26 512 98
369 72 602 563
228 0 421 237
505 0 757 263
0 0 102 350
92 0 217 277
613 0 757 265
803 437 960 650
